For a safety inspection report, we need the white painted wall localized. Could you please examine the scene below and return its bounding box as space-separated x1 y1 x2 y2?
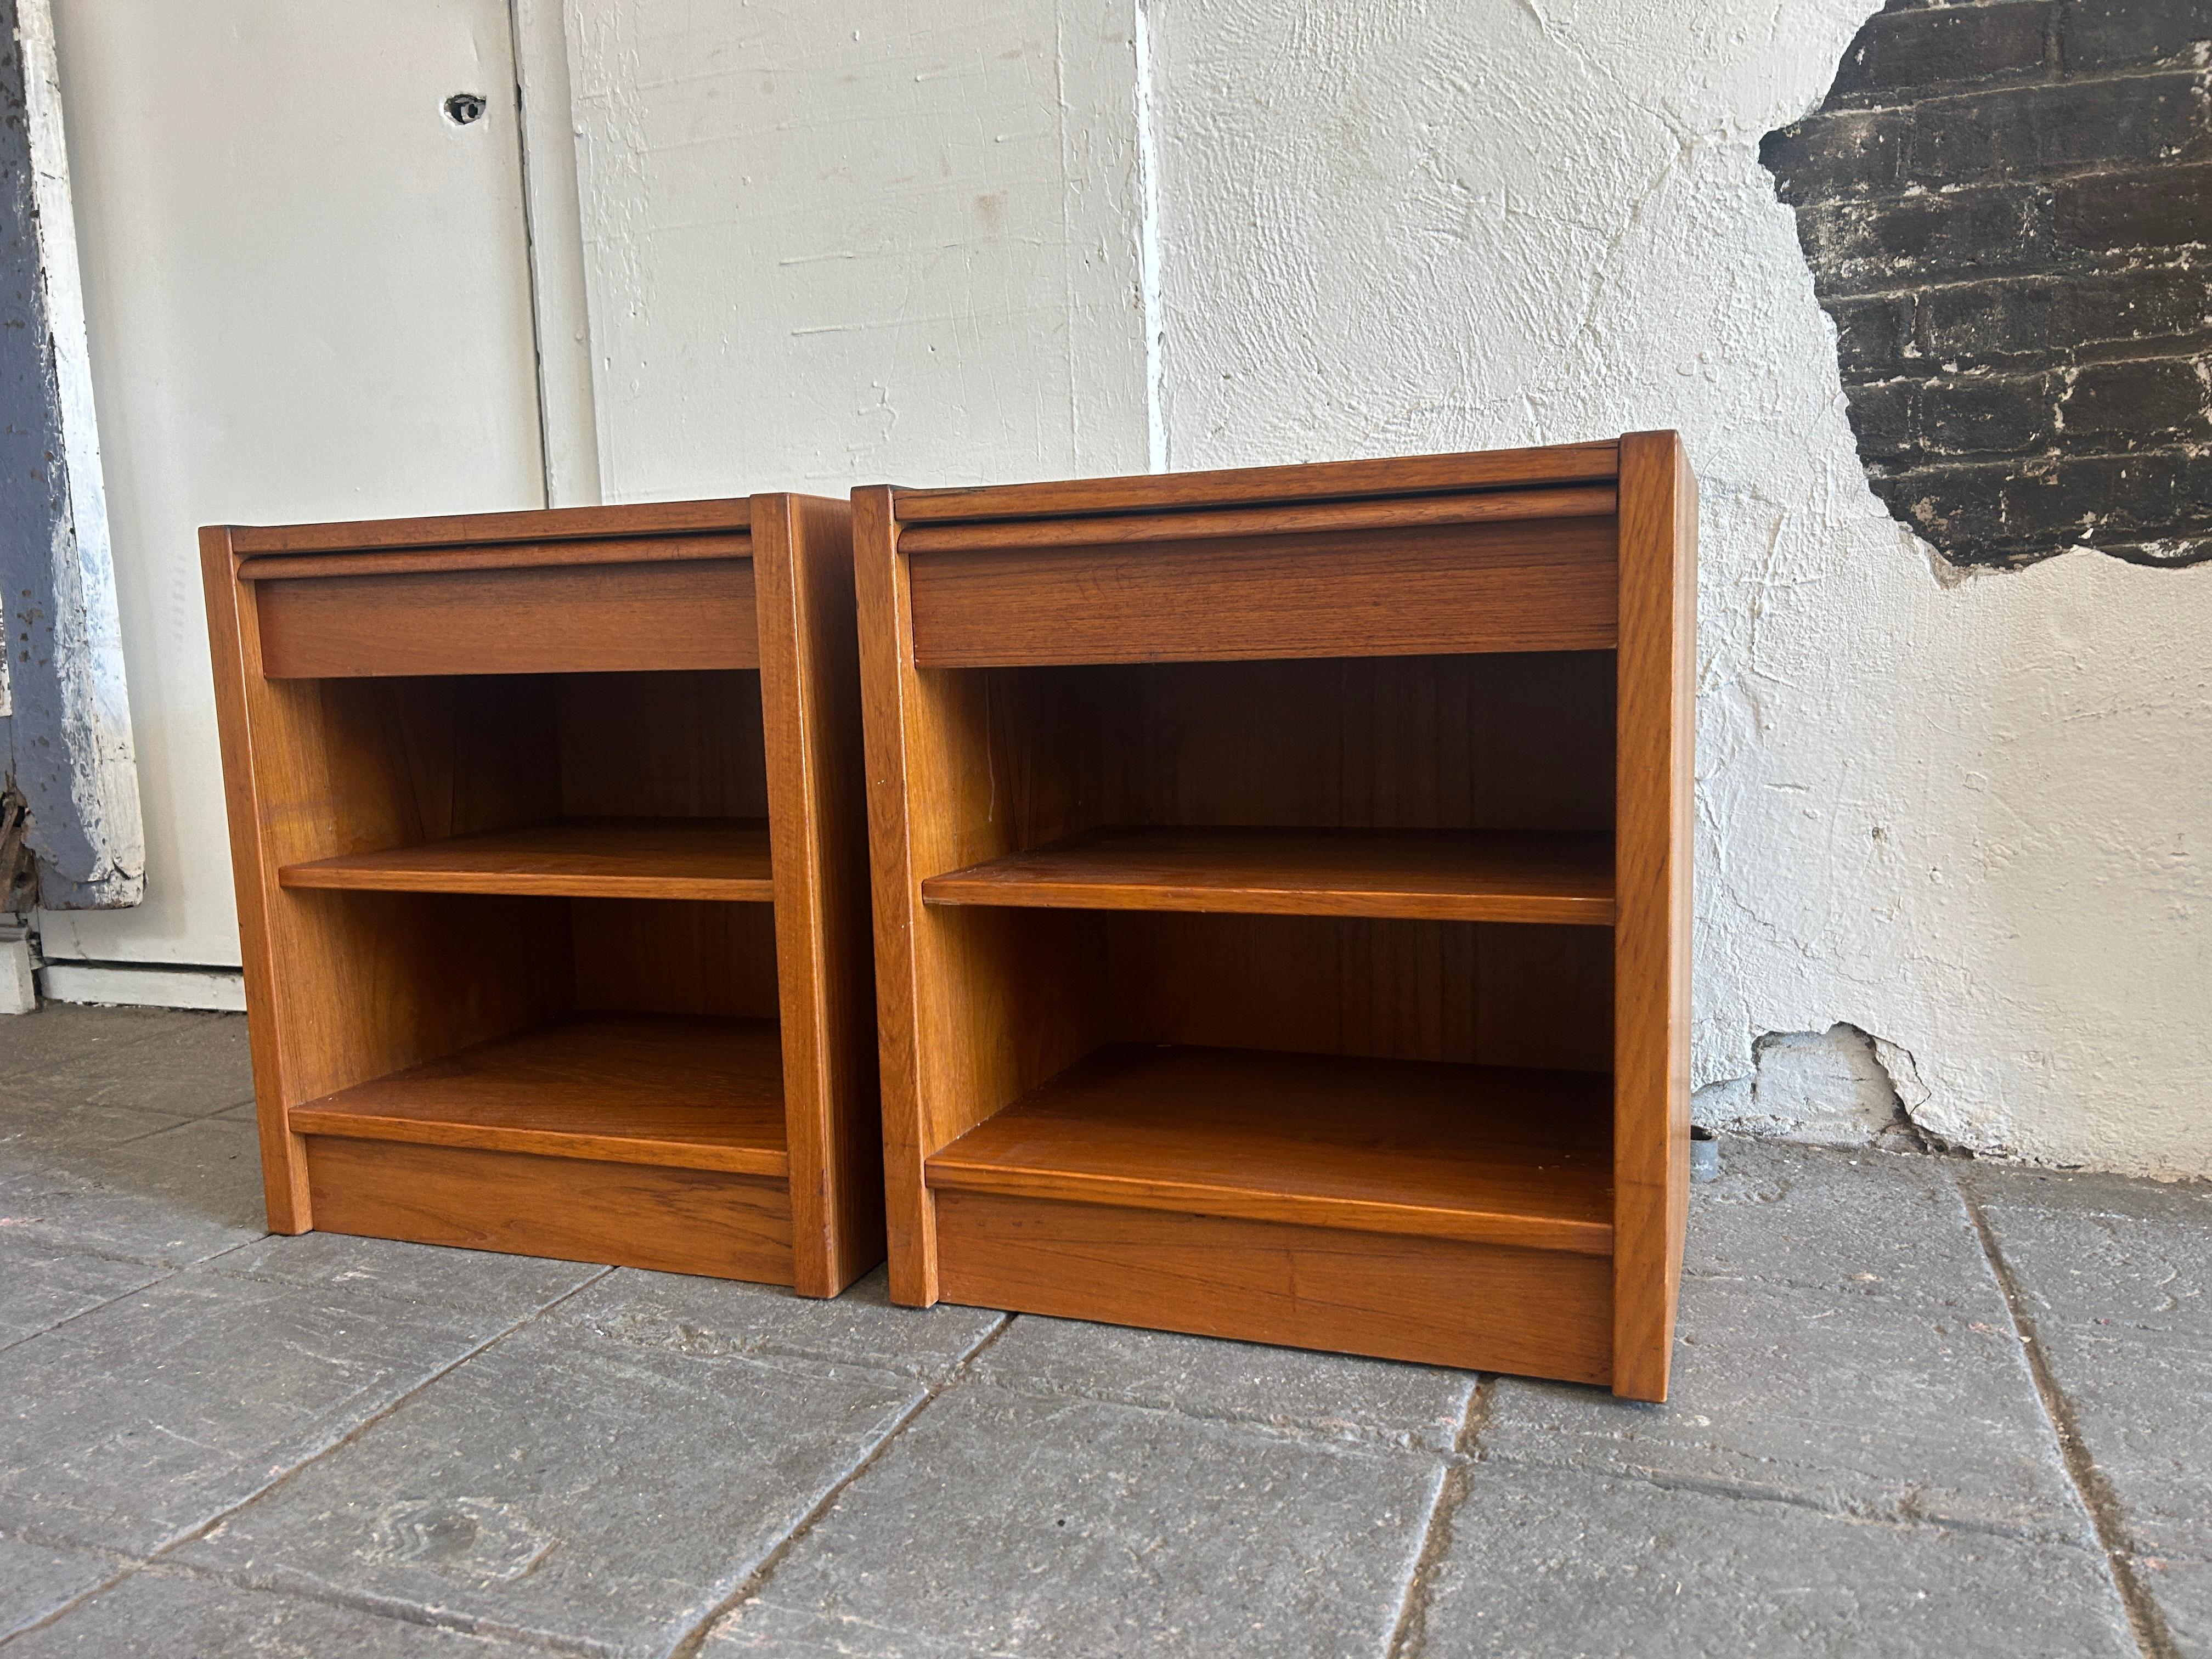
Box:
43 0 546 972
563 0 1149 499
563 0 2209 1177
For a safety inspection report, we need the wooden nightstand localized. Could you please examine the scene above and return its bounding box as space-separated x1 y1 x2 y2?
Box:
202 495 881 1295
854 434 1694 1398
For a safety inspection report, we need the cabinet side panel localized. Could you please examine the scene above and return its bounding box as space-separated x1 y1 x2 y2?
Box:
1612 431 1695 1401
201 526 311 1231
757 494 885 1296
855 488 942 1302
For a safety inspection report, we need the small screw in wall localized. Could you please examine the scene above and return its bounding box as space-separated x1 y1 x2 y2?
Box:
443 92 488 126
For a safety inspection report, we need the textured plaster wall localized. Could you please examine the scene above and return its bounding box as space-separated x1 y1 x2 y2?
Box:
567 0 2210 1176
1145 0 2210 1177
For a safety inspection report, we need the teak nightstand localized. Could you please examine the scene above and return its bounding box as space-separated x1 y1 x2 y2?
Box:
202 496 881 1295
855 433 1695 1398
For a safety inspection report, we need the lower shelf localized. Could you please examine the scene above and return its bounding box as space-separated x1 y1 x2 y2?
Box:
290 1012 789 1176
925 1043 1613 1254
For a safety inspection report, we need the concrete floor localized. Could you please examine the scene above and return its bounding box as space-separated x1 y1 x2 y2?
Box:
0 1006 2205 1657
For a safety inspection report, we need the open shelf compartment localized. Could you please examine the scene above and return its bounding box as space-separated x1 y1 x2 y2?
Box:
292 1012 787 1175
926 1043 1612 1252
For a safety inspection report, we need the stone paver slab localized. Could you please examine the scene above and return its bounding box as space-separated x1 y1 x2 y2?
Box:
1419 1465 2136 1658
2137 1553 2211 1658
0 1237 165 1351
4 1568 546 1656
972 1314 1474 1452
1483 1269 2086 1538
0 1252 594 1553
0 1534 119 1641
182 1319 927 1657
0 1156 263 1271
1971 1167 2212 1339
707 1386 1442 1658
1689 1139 1987 1293
0 1098 191 1157
9 1009 253 1118
560 1263 1005 1383
0 1004 183 1082
2032 1323 2212 1560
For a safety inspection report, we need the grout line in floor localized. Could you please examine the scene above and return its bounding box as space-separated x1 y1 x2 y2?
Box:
1958 1169 2181 1659
663 1313 1016 1659
1380 1375 1487 1659
0 1220 290 1359
108 1556 615 1659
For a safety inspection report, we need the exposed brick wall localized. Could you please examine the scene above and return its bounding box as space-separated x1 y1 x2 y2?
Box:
1763 1 2211 569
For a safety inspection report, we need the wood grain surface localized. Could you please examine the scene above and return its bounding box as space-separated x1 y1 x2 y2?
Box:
306 1136 794 1283
894 440 1620 522
927 1043 1613 1252
279 817 774 901
922 824 1614 924
895 487 1616 551
257 560 759 678
290 1012 788 1174
934 1192 1613 1383
228 496 751 555
906 517 1616 667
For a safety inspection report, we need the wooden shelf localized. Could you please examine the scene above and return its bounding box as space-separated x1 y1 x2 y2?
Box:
921 825 1613 924
926 1044 1613 1255
278 817 773 901
290 1013 789 1176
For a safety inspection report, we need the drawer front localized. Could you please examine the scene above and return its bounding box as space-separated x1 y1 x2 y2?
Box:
257 558 758 678
905 517 1616 668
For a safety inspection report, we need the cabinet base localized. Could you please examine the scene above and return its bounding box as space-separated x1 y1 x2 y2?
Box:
932 1190 1613 1385
303 1136 794 1284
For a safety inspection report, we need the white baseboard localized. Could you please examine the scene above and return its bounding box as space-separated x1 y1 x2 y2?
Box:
0 923 36 1014
38 960 247 1012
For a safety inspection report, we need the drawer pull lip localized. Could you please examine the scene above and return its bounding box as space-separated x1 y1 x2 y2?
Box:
893 437 1623 523
898 487 1616 553
223 496 752 556
236 534 751 582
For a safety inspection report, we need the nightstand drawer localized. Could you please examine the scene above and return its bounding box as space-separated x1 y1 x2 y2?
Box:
904 515 1617 668
254 556 758 678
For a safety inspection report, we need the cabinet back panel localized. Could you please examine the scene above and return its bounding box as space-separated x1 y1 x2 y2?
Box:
557 672 769 820
572 898 781 1020
917 652 1613 883
1105 912 1610 1072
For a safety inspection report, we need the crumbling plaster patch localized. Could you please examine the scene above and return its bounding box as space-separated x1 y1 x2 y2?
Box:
1147 0 2212 1175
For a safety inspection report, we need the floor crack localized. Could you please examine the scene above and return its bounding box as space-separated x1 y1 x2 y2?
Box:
1382 1376 1487 1659
664 1313 1014 1658
1959 1172 2181 1659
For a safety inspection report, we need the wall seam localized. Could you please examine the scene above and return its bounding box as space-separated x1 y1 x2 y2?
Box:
1131 0 1167 473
